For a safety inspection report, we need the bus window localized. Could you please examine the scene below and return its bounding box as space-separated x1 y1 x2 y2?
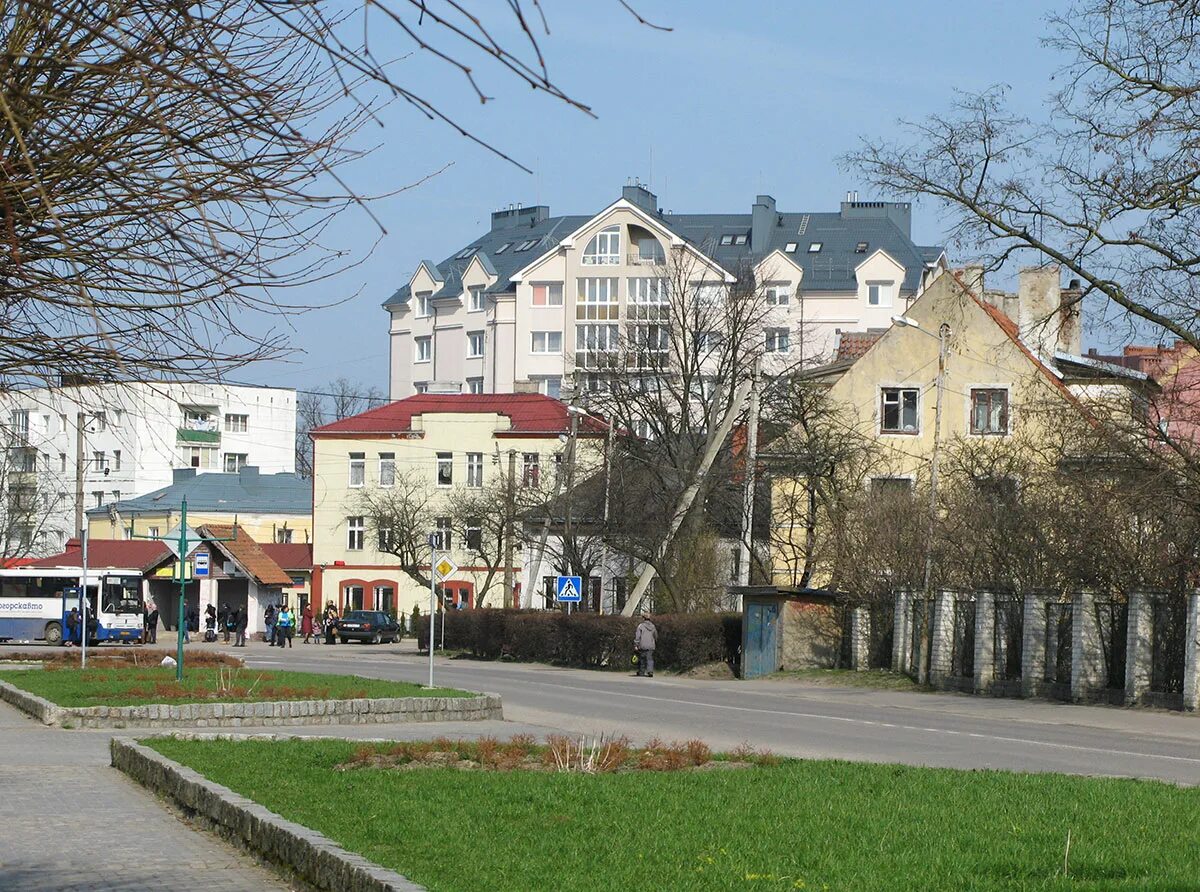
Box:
102 577 142 615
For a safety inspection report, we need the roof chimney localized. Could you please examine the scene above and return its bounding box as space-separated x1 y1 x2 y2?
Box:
751 194 776 254
490 205 549 232
621 183 658 214
1018 265 1076 359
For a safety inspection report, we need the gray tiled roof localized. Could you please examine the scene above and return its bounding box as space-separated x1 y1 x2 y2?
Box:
84 468 312 517
382 201 942 308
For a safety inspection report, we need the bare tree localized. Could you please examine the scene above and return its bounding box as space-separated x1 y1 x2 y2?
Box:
295 378 385 478
444 483 510 607
0 431 66 558
353 470 435 588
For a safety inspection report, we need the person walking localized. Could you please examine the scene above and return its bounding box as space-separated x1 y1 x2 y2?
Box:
634 613 657 678
65 607 80 647
276 604 294 647
264 603 276 646
300 603 314 644
323 601 338 645
233 608 247 647
145 605 159 644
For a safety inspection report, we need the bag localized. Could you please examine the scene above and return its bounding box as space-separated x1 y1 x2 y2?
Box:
631 652 639 666
204 628 217 642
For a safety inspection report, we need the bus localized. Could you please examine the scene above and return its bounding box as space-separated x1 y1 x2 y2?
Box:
0 568 144 645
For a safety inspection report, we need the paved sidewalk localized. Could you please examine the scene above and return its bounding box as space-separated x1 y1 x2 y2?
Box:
0 700 295 892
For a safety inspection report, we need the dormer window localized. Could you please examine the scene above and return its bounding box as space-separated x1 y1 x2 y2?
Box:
582 226 620 265
416 293 432 317
808 242 823 253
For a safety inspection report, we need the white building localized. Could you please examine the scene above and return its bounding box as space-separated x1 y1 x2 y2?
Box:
0 381 296 555
384 185 946 400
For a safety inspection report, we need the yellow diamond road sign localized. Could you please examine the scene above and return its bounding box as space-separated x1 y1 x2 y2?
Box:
434 557 458 581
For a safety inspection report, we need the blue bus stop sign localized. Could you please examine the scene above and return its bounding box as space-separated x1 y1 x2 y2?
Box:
556 576 582 603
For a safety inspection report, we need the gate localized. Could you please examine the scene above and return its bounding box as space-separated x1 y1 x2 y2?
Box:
1150 596 1186 699
1044 601 1072 698
1094 600 1128 700
950 597 976 687
868 602 894 670
908 598 934 680
993 597 1023 695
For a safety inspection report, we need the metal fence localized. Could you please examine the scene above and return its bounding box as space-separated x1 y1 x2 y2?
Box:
993 597 1024 692
951 597 976 680
1094 600 1128 692
909 598 934 679
1044 601 1073 695
1151 596 1186 696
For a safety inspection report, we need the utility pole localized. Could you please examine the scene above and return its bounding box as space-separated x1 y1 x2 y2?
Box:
561 408 580 611
503 449 516 608
79 528 88 668
74 412 85 535
736 360 760 595
919 323 950 683
428 532 437 687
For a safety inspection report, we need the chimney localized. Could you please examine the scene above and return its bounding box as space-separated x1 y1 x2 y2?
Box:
238 465 260 482
839 198 912 239
1057 279 1083 356
172 467 197 483
490 205 549 232
751 194 776 254
961 264 986 296
1017 265 1066 359
621 183 658 214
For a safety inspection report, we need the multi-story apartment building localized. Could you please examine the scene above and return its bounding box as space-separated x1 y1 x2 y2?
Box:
384 184 945 399
0 381 296 556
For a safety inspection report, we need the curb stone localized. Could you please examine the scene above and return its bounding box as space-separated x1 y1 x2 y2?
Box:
111 736 425 891
0 679 502 728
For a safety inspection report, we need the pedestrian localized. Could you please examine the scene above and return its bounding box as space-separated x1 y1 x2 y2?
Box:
634 613 657 678
146 605 159 644
264 603 276 646
323 601 338 645
276 604 294 647
219 602 232 643
300 603 314 644
234 608 247 647
65 606 79 647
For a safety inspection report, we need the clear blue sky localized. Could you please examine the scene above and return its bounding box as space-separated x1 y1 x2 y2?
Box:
242 1 1063 393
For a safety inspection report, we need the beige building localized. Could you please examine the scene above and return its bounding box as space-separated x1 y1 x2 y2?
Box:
385 186 946 399
310 393 605 616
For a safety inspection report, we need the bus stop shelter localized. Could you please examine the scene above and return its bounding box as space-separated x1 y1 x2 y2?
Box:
734 585 841 679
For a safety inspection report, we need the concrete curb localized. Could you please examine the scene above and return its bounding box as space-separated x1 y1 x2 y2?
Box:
111 737 425 891
0 679 503 728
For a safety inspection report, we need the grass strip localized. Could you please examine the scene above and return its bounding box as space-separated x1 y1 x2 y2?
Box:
0 667 469 707
147 736 1200 891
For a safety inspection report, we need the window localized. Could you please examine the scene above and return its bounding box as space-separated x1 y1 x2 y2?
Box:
515 239 539 252
414 382 430 394
13 449 35 473
495 242 511 255
455 246 475 260
416 294 432 317
466 452 483 488
9 409 29 434
692 283 723 305
467 377 484 394
719 234 734 246
532 283 564 306
766 285 790 306
374 585 394 614
113 450 121 471
808 242 822 253
784 242 798 253
379 452 395 487
345 585 364 610
733 234 747 246
468 286 485 312
59 453 67 473
149 526 160 538
182 408 216 431
276 527 294 544
183 445 217 468
522 453 540 487
465 518 482 552
582 225 620 265
434 516 453 550
867 281 893 307
872 477 913 498
224 413 248 432
348 452 365 487
764 328 790 353
111 490 121 503
378 527 395 551
467 331 485 358
627 280 669 368
970 389 1009 435
881 388 919 434
436 452 453 486
697 331 722 352
92 450 106 472
531 376 562 398
93 411 106 431
346 516 364 550
577 277 619 316
224 453 248 473
531 331 563 354
415 336 431 363
975 475 1019 505
92 490 104 508
856 241 869 254
575 324 620 367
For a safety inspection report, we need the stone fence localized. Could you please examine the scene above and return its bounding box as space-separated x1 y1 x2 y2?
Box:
889 590 1200 711
0 680 502 728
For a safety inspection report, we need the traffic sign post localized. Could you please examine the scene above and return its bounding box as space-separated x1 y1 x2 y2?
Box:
556 575 583 604
193 551 210 578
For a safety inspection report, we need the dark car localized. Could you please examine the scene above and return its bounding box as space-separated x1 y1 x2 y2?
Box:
337 610 400 645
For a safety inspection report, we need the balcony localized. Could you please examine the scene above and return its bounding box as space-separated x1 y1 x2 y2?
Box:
177 427 220 445
627 251 665 267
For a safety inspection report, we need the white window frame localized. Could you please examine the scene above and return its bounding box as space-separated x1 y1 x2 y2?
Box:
436 452 453 487
531 331 563 354
466 452 484 488
348 452 366 487
223 453 248 473
347 516 365 551
522 452 540 487
468 286 485 312
531 282 564 307
467 330 485 358
880 387 920 435
765 285 790 306
531 376 562 398
379 452 396 487
467 377 484 394
224 413 249 433
867 280 894 308
416 294 432 317
582 225 620 265
764 328 791 353
415 336 432 363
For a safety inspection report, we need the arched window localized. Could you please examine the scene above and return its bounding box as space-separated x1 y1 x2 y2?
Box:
582 225 620 265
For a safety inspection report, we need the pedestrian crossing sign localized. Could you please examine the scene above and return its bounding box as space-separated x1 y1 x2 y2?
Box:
556 575 583 603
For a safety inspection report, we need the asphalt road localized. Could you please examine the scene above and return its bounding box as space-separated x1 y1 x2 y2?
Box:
236 640 1200 785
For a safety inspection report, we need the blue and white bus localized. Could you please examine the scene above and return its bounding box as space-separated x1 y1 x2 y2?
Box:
0 568 144 645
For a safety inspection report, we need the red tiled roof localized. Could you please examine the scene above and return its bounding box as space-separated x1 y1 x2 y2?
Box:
28 539 172 572
260 543 312 571
836 330 885 361
310 393 607 436
200 525 293 587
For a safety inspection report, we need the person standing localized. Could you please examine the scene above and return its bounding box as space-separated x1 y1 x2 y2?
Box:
300 603 314 643
65 607 80 647
276 604 294 647
323 601 338 645
634 613 657 678
264 603 276 646
219 603 232 643
145 605 159 644
233 608 247 647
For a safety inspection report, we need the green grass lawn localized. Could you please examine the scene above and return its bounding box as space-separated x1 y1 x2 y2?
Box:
768 668 927 692
147 737 1200 891
0 667 469 707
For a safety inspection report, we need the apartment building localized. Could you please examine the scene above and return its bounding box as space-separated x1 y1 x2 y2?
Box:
384 185 945 400
0 381 296 556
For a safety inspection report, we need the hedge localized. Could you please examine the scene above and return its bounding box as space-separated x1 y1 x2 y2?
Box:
415 609 742 672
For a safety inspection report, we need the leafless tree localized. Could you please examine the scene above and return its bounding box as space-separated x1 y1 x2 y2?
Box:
353 470 435 588
0 427 65 558
443 483 511 607
295 378 385 477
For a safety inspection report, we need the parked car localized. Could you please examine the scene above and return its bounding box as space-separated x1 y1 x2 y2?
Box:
337 610 400 645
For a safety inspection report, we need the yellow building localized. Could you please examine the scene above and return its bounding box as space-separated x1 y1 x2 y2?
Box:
309 393 605 616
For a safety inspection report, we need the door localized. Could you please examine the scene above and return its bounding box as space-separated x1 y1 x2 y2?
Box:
744 600 781 679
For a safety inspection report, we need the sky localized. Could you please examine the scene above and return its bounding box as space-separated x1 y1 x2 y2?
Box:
239 0 1065 394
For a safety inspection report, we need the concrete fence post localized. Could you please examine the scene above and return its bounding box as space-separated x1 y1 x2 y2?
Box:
850 607 871 671
973 590 995 695
1183 592 1200 712
1021 592 1047 698
1070 591 1103 702
1125 590 1153 707
929 590 955 688
892 590 911 674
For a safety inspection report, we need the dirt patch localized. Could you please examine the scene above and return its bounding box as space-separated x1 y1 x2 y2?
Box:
681 660 738 680
0 649 243 669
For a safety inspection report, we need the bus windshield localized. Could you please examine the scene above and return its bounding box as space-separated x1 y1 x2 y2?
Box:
102 577 142 615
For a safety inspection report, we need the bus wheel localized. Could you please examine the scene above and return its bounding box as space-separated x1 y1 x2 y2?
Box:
44 623 62 646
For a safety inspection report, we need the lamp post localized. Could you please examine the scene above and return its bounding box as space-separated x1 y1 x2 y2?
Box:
891 315 951 683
